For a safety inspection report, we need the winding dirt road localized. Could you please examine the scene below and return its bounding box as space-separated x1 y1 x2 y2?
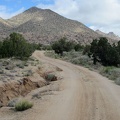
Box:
32 51 120 120
1 50 120 120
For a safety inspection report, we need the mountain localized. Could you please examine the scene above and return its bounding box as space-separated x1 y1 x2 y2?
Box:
0 17 12 31
96 30 120 41
0 7 118 44
0 17 12 39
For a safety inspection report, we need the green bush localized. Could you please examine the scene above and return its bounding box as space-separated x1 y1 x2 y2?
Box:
15 100 33 111
0 32 39 60
51 37 75 56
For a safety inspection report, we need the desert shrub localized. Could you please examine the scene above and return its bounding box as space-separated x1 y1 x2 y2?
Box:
70 55 91 66
101 67 120 80
45 73 57 81
102 66 115 74
16 63 24 69
65 50 79 57
15 100 33 111
61 51 91 66
5 64 14 70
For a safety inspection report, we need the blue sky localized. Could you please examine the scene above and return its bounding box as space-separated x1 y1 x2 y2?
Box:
0 0 54 15
0 0 120 36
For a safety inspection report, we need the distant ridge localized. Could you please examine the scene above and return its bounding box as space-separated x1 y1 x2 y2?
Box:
96 30 120 41
0 7 119 44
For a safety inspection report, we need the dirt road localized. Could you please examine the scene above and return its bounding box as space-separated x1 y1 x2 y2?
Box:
32 51 120 120
1 50 120 120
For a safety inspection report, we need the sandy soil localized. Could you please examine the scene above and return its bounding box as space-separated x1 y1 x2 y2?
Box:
1 50 120 120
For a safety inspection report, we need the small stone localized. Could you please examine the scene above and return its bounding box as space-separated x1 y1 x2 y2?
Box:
32 93 41 99
7 98 20 107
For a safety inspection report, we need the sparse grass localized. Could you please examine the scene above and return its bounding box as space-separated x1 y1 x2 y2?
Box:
100 67 120 80
15 100 33 111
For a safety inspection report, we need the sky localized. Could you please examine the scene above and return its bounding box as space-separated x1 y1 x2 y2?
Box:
0 0 120 36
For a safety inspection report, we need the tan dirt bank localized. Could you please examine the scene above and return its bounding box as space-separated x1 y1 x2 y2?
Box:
0 50 120 120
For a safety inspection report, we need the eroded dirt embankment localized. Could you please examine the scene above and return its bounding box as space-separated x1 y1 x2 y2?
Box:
0 54 61 107
0 76 47 106
1 51 120 120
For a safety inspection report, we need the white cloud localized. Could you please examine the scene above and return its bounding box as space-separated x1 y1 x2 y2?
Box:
0 6 24 19
37 0 120 36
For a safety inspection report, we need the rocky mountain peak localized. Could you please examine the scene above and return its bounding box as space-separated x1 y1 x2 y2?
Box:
24 7 42 13
108 32 116 36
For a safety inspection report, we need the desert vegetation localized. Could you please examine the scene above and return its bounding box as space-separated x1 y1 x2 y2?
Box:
15 100 33 111
89 37 120 66
0 32 36 59
51 37 83 55
47 37 120 85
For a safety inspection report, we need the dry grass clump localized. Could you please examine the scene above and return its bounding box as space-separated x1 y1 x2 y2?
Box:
15 100 33 111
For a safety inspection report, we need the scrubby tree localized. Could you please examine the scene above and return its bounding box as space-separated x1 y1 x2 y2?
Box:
0 32 38 59
89 37 120 66
117 41 120 55
52 37 74 55
74 43 84 51
82 45 91 55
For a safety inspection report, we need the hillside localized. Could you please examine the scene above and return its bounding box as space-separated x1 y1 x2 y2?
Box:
0 17 12 39
0 7 119 44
